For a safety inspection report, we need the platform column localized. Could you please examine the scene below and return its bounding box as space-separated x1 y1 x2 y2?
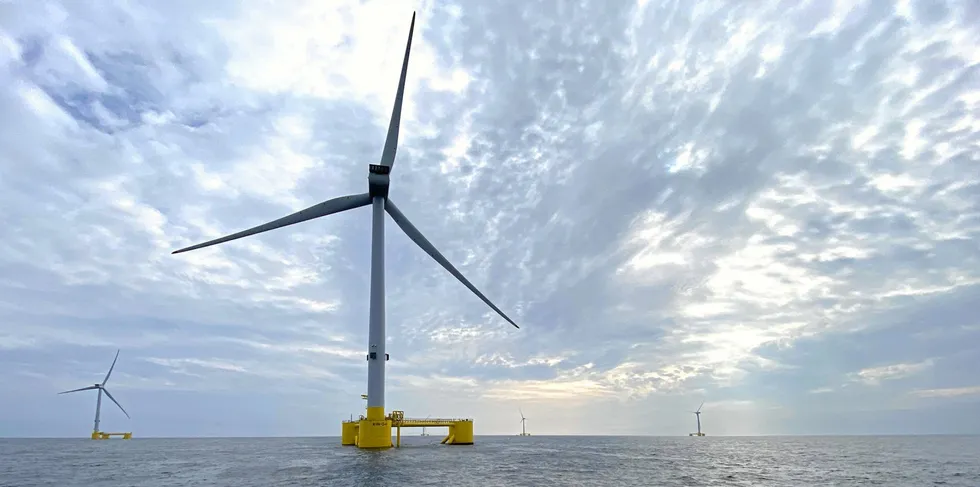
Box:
341 421 357 446
357 414 392 449
449 420 474 445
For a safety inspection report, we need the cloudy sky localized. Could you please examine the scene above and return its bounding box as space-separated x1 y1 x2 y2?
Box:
1 0 979 438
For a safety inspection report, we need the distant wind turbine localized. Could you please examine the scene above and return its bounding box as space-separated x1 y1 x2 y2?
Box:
59 349 130 438
171 11 520 448
519 408 530 436
689 402 706 437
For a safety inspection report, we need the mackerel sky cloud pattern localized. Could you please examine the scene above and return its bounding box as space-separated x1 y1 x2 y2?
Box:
1 0 978 436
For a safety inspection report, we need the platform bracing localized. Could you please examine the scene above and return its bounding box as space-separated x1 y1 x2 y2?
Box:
172 11 521 449
58 349 132 440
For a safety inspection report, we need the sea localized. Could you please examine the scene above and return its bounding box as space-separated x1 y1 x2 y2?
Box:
1 435 978 486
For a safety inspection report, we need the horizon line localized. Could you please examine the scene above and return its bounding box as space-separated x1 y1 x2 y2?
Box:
3 433 978 440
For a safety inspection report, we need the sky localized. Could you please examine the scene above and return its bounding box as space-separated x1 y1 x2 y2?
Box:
1 0 979 438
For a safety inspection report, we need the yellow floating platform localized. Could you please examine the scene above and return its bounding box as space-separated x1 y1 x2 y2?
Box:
91 431 132 440
342 410 473 449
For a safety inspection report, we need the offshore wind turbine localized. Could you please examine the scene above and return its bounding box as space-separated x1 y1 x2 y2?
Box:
59 349 131 439
689 402 705 437
171 11 519 449
518 408 530 436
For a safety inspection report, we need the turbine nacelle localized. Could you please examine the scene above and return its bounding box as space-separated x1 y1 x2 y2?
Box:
368 169 390 198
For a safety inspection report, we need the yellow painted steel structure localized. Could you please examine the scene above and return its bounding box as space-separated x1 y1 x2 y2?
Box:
91 431 132 440
354 406 393 449
341 420 357 445
342 410 474 449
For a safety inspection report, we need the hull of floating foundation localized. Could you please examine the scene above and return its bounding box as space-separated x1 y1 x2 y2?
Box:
341 421 357 445
356 407 393 449
91 431 132 440
342 410 475 448
444 420 473 445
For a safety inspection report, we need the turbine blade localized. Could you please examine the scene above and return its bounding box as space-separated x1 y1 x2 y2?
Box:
102 349 120 385
697 401 704 413
172 193 372 254
385 199 519 329
102 388 130 419
379 11 416 169
58 385 98 394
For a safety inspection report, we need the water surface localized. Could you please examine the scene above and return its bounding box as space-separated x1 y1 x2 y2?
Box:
2 435 978 486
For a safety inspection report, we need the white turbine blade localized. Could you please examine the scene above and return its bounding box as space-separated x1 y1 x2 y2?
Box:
102 388 130 419
385 199 519 329
379 11 415 169
58 385 98 394
697 401 704 413
102 349 120 385
172 193 372 254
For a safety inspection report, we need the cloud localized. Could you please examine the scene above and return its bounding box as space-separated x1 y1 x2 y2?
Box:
144 357 248 374
2 0 979 436
852 359 935 385
910 385 980 398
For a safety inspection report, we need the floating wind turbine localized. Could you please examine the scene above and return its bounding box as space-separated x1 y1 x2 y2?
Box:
519 408 530 436
171 12 519 445
689 401 705 437
59 349 130 438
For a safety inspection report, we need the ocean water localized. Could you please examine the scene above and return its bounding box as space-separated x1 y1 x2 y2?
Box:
1 435 978 486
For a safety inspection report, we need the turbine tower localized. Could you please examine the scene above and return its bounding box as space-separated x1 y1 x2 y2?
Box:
171 12 519 449
519 408 530 436
689 402 705 437
59 349 131 440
